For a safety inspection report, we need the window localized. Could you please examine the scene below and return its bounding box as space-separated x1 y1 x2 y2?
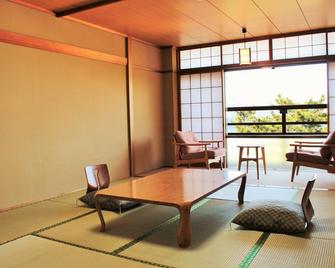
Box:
180 72 224 140
222 40 269 65
272 33 327 60
328 32 335 55
180 46 221 69
179 30 335 70
225 63 328 134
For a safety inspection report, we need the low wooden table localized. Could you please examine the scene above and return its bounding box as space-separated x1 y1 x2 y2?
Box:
94 168 246 248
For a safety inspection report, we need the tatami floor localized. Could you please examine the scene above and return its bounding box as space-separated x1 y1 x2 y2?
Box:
1 168 335 268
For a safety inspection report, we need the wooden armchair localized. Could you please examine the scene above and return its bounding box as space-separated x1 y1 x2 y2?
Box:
172 131 226 169
286 132 335 182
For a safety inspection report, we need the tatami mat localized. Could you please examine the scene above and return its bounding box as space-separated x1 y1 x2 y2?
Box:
1 174 335 268
209 184 298 202
0 200 93 244
121 200 262 268
250 234 335 268
0 235 151 268
234 168 335 190
38 204 179 252
297 190 335 240
49 189 86 206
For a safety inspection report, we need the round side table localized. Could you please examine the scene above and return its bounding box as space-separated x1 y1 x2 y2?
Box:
237 145 266 180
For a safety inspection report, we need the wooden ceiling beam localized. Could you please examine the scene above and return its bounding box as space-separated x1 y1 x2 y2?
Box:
54 0 122 17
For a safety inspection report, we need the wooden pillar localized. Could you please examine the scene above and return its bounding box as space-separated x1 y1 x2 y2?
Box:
162 46 179 166
126 37 135 176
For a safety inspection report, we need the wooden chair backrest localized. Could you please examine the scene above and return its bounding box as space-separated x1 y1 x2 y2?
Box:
301 178 316 226
84 164 110 193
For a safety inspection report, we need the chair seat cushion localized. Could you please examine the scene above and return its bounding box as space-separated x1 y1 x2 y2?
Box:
286 150 330 164
232 200 306 234
320 132 335 159
79 191 142 212
181 148 225 160
175 131 202 154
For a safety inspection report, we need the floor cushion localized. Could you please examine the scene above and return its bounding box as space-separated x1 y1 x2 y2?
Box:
232 200 306 234
79 191 142 212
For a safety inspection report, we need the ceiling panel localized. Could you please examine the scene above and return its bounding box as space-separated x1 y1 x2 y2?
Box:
298 0 335 29
253 0 309 33
158 0 245 41
209 0 280 37
73 0 210 46
9 0 335 47
73 0 240 46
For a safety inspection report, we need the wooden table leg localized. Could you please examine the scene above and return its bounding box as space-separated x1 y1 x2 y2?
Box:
238 147 243 171
255 148 259 180
177 206 191 248
261 146 266 174
238 175 247 204
246 147 249 173
94 195 106 232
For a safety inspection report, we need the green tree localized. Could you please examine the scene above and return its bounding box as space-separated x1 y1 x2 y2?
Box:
233 94 327 133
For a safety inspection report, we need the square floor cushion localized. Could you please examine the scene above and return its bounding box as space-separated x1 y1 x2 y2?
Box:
232 179 315 234
79 191 142 212
232 200 306 234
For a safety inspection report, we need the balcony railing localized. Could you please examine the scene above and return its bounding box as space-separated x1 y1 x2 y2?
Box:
227 104 328 138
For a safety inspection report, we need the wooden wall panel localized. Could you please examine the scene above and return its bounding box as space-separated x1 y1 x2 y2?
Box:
133 67 166 174
133 41 162 72
0 43 129 210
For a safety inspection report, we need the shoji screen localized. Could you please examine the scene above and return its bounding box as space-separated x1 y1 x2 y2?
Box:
180 71 224 141
329 62 335 132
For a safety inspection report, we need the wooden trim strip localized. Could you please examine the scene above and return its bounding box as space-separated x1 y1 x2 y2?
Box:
0 29 127 65
133 64 173 73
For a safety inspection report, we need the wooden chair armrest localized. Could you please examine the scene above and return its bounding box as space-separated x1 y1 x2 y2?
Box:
199 140 223 143
294 141 324 144
174 142 210 146
199 140 224 147
290 143 335 148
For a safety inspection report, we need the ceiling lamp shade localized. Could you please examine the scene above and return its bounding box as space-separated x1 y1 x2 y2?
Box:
239 47 251 65
239 27 251 65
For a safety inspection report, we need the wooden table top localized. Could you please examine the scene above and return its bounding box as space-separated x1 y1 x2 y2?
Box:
237 145 264 148
95 168 246 207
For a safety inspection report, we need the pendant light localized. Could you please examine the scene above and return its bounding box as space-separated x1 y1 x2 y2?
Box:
239 27 251 65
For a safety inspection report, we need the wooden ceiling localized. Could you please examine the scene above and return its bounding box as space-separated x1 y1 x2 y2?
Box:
11 0 335 47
